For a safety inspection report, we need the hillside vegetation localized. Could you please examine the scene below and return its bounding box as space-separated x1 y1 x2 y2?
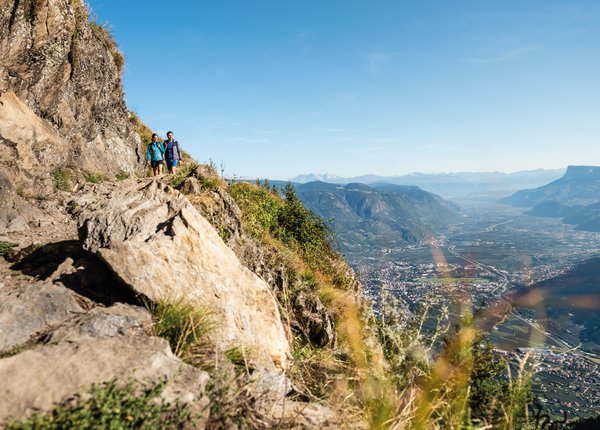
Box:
293 181 459 255
171 166 537 429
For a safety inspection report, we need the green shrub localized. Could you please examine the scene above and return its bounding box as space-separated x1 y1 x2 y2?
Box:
229 181 283 238
146 299 213 367
5 380 197 430
84 171 108 184
116 171 129 181
169 163 197 188
52 168 72 191
230 181 334 271
277 183 334 267
0 241 17 257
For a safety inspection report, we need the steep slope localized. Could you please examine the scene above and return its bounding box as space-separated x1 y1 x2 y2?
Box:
502 166 600 232
0 1 332 426
511 257 600 353
502 166 600 208
294 181 459 254
0 0 143 200
563 202 600 232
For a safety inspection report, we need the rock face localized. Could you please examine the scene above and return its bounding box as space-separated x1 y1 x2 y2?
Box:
0 281 84 352
76 179 291 368
0 0 143 195
0 268 209 424
0 91 71 195
0 334 209 422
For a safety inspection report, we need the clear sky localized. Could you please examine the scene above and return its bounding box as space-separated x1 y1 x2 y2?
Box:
90 0 600 179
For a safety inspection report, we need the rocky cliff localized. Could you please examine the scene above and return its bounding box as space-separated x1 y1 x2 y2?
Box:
1 176 339 427
0 1 358 427
0 0 142 200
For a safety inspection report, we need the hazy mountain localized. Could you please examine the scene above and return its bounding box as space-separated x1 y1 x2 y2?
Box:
512 257 600 353
290 169 565 199
563 202 600 232
502 166 600 207
502 166 600 232
289 173 343 183
293 181 460 254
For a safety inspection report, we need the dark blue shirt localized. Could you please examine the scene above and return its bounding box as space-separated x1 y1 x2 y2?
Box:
165 140 182 160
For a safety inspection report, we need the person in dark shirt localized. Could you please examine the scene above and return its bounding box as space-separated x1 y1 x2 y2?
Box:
164 131 182 174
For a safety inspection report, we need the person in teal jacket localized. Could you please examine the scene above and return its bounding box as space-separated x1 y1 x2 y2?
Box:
146 133 165 176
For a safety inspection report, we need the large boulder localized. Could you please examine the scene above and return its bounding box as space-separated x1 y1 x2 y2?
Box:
76 179 291 369
0 335 209 423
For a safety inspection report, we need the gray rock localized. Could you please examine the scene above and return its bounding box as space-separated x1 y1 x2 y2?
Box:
267 401 336 429
48 303 151 343
0 335 209 423
77 179 290 369
248 367 294 402
0 281 84 353
0 170 44 234
294 291 336 348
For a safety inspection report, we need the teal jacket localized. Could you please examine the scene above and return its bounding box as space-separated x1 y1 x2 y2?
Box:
147 141 165 162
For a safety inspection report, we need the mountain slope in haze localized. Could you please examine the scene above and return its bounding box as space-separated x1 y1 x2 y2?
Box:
502 166 600 207
512 257 600 353
293 181 460 254
502 166 600 232
290 169 565 199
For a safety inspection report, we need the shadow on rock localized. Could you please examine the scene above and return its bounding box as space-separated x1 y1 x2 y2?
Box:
11 241 142 307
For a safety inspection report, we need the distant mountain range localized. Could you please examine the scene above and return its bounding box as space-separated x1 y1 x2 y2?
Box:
290 169 565 199
292 181 460 255
502 166 600 232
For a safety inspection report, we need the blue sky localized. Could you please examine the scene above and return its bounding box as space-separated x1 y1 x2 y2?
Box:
90 1 600 179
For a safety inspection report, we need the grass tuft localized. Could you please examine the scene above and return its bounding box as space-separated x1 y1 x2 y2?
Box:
84 171 108 184
4 379 197 430
116 171 129 181
52 168 72 191
168 163 197 188
145 299 213 367
0 241 17 257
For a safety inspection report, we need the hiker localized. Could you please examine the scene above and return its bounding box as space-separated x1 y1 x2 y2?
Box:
164 130 183 175
146 133 165 176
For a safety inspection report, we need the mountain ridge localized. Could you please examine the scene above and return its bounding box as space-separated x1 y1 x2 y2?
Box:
502 165 600 232
293 180 460 255
290 168 565 198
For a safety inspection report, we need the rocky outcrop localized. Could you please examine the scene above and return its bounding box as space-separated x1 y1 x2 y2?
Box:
0 281 84 352
0 334 209 423
0 91 71 195
0 264 209 424
0 197 335 426
0 0 143 196
76 179 291 369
